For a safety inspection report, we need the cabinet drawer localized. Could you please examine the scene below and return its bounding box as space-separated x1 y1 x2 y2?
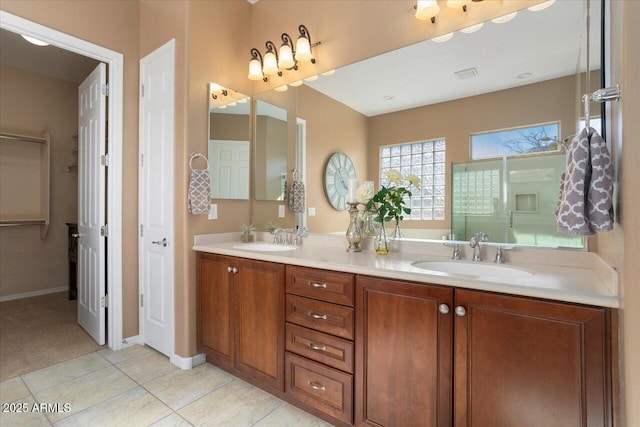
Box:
286 323 354 373
286 294 354 340
285 352 353 424
286 265 354 306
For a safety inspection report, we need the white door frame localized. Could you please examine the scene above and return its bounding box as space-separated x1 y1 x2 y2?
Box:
0 11 124 351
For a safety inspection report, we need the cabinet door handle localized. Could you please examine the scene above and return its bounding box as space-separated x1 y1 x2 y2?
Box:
308 381 326 391
308 342 327 352
455 306 467 317
227 266 238 274
438 304 450 315
307 281 327 289
308 311 327 320
232 267 238 273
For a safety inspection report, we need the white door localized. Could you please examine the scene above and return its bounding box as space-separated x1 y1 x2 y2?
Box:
208 139 249 199
139 40 175 357
77 63 107 345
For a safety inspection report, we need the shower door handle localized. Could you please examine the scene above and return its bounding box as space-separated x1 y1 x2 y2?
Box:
509 209 513 228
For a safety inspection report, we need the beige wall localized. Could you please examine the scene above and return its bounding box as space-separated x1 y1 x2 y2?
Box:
368 74 577 230
0 65 78 297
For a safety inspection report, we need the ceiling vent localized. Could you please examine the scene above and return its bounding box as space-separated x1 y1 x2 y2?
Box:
454 67 478 80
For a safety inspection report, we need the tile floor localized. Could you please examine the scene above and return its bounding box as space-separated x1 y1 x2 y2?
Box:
0 345 333 426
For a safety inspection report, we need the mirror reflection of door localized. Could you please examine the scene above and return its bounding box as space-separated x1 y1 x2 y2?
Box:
254 100 288 201
208 83 250 200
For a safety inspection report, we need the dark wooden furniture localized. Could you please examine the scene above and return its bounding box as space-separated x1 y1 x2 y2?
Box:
196 252 284 392
355 276 453 427
284 265 356 426
66 222 78 300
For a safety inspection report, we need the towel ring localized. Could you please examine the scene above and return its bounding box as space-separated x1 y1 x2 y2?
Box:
189 152 209 172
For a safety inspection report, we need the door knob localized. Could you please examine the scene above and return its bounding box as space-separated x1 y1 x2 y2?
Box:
152 238 168 247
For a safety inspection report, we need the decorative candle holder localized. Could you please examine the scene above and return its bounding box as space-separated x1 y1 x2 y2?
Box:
345 202 362 252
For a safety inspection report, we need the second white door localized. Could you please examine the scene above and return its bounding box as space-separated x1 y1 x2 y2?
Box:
139 40 175 357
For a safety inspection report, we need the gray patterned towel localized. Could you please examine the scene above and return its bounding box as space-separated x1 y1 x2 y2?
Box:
556 127 614 235
188 168 210 215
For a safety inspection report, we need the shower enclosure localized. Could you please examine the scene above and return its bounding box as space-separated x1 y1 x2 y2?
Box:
451 154 583 248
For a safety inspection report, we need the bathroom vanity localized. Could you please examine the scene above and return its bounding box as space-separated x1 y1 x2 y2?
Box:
194 234 617 427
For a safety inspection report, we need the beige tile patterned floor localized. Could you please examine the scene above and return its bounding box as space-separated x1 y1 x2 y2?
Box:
0 345 333 427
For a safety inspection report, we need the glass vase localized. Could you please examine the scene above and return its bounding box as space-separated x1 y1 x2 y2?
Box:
361 208 378 237
374 222 390 255
391 220 403 240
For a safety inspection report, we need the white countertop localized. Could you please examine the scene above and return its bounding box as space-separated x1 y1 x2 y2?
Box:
193 233 619 308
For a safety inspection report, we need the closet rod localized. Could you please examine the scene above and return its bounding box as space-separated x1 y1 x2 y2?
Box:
0 131 47 144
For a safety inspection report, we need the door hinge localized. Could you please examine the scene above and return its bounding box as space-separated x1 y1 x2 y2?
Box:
101 84 109 96
140 83 145 98
140 153 144 167
140 294 144 307
100 154 110 167
100 224 109 237
100 295 108 308
140 224 144 237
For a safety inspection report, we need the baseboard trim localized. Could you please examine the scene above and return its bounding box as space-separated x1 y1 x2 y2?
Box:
121 335 142 348
0 286 67 303
171 352 206 370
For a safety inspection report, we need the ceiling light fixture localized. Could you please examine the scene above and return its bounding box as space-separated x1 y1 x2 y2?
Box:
248 24 321 83
432 32 454 43
21 35 50 46
491 11 518 24
528 0 556 12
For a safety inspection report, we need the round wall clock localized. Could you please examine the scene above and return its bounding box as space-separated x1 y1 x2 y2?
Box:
324 152 356 211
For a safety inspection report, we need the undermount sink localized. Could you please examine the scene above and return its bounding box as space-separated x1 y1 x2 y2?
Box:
233 243 297 252
412 260 534 279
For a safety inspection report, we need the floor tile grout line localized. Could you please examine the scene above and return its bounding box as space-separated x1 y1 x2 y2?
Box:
251 400 286 426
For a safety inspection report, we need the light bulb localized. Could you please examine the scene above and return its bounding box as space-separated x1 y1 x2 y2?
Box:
278 44 295 69
262 51 279 75
415 0 440 20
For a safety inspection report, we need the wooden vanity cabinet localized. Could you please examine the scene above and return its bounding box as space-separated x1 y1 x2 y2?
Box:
196 253 285 392
454 289 608 427
355 276 454 427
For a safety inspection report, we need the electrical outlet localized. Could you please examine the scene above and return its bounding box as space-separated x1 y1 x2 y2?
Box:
278 205 285 218
308 207 316 217
208 203 218 220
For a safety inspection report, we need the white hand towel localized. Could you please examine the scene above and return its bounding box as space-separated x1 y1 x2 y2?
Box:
188 168 210 215
556 127 613 234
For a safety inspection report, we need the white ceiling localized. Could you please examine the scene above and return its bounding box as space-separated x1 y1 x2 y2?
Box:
305 0 601 117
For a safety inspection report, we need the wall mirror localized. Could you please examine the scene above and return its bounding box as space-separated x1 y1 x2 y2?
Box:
285 0 602 249
254 99 288 201
208 82 250 200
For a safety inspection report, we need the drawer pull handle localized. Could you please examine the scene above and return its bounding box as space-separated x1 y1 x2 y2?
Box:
307 281 327 289
308 311 327 320
308 342 327 352
308 381 326 392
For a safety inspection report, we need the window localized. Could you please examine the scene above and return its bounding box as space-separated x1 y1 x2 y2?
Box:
470 122 561 160
380 139 446 220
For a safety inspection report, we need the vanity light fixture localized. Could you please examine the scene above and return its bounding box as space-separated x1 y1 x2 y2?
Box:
491 11 518 24
528 0 556 12
248 48 267 82
447 0 472 11
248 24 321 83
415 0 440 23
210 83 228 99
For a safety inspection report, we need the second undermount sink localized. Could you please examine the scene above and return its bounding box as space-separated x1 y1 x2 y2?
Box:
412 260 534 279
233 243 297 252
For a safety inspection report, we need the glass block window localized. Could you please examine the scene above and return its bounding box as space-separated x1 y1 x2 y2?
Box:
380 139 446 220
452 167 501 215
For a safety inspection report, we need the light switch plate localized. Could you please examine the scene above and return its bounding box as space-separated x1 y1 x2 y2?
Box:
278 205 285 218
208 204 218 220
308 207 316 217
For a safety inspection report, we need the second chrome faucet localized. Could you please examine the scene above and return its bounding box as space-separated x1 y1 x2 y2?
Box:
469 232 489 262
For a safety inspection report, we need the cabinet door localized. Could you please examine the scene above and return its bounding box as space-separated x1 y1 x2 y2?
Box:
454 289 608 427
356 276 453 427
196 253 234 369
235 258 285 391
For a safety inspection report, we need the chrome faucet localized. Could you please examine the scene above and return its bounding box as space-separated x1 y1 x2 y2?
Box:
469 232 488 262
494 246 515 264
443 242 461 260
273 228 288 245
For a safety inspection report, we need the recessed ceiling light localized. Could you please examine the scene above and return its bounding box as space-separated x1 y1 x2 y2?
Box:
528 0 556 12
491 12 518 24
21 35 50 46
383 95 394 101
518 72 533 79
433 32 454 43
460 23 484 34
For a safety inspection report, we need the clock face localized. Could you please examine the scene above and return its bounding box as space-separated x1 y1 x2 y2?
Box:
324 152 356 211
